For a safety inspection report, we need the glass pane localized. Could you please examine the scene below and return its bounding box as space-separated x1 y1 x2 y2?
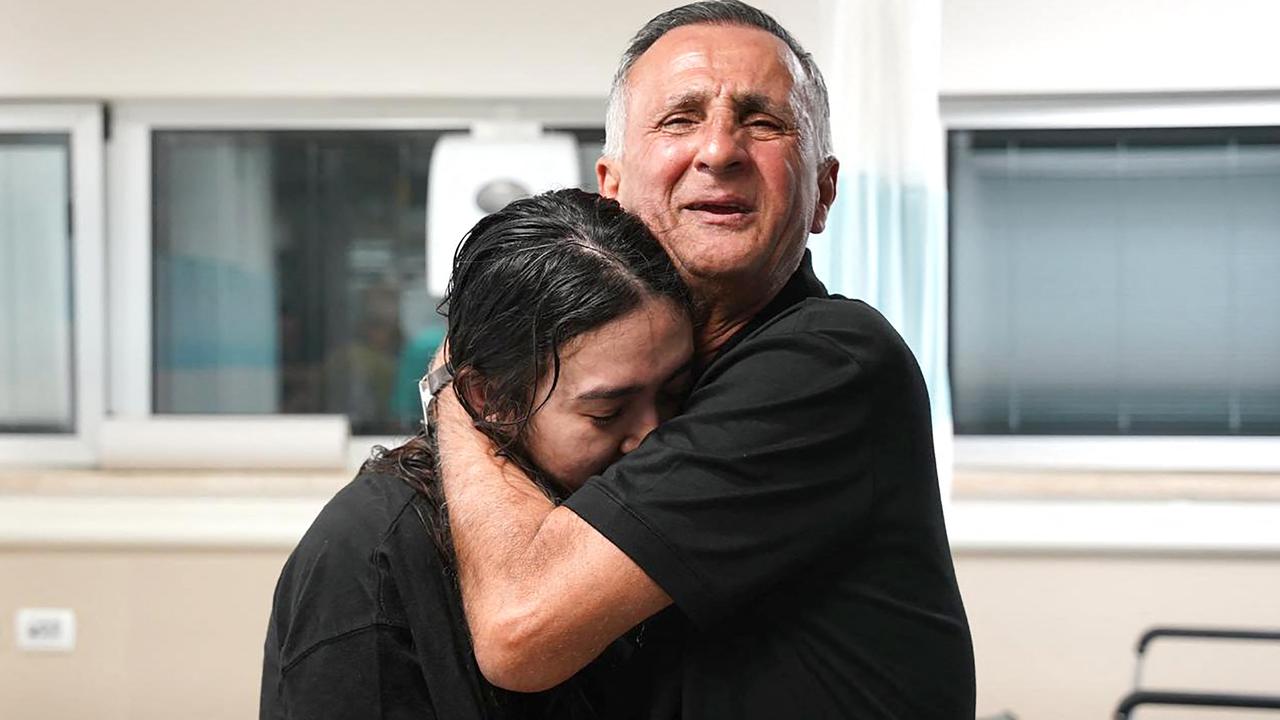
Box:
153 128 604 436
950 127 1280 436
552 127 604 193
0 133 74 433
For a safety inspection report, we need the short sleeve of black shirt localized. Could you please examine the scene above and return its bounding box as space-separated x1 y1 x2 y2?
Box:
564 294 898 626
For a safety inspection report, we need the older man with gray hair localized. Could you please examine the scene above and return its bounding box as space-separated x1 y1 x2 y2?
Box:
435 1 976 717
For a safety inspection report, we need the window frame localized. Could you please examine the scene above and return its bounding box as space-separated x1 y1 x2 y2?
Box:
106 99 606 467
0 103 106 467
943 93 1280 473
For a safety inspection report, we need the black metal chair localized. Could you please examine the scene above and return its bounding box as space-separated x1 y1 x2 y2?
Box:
1114 627 1280 719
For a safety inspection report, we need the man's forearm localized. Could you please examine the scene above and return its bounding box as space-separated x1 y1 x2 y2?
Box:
434 390 661 691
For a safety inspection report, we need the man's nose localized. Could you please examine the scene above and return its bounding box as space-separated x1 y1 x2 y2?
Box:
693 115 747 175
619 406 661 455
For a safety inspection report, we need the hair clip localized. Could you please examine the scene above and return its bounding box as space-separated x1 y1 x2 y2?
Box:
419 364 454 428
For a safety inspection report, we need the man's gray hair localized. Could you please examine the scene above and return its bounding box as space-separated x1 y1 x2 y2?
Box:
603 0 833 163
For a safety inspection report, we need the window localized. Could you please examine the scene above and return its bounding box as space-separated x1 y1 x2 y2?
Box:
944 96 1280 472
1 133 73 432
149 126 602 436
151 129 445 436
0 104 105 465
109 102 605 458
950 126 1280 437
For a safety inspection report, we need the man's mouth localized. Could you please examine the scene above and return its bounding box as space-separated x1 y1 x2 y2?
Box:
683 200 754 216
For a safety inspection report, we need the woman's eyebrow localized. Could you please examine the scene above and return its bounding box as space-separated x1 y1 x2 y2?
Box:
575 384 642 401
574 359 695 401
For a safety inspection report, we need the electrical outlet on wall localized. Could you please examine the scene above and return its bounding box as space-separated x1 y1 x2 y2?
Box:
14 608 76 652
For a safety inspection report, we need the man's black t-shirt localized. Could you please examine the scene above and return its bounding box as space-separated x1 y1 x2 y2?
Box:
564 254 977 719
261 472 649 720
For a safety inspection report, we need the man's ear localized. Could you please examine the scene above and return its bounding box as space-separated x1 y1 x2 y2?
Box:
596 155 621 199
809 158 840 234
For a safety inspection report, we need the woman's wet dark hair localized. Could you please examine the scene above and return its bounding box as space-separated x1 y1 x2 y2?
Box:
445 188 691 452
363 188 691 564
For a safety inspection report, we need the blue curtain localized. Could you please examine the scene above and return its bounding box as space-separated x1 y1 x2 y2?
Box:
810 173 950 423
810 0 952 496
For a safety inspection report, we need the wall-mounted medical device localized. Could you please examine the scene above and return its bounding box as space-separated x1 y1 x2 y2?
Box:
425 122 580 297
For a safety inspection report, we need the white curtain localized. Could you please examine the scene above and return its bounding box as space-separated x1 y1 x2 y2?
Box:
809 0 953 500
155 136 278 413
0 139 73 430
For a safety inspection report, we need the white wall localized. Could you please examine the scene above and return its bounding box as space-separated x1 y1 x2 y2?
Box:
14 0 1279 100
942 0 1280 95
960 552 1280 720
6 545 1280 720
0 0 826 98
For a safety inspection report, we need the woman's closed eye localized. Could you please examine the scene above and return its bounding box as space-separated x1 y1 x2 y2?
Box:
587 408 623 427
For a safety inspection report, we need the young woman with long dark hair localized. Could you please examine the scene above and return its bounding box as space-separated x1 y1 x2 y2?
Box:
261 189 693 719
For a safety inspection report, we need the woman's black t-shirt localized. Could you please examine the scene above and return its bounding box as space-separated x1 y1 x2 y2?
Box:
260 471 659 720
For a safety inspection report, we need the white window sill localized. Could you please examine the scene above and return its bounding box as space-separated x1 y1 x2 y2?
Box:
0 494 328 548
948 466 1280 554
956 436 1280 474
2 470 1280 554
947 499 1280 555
0 468 347 548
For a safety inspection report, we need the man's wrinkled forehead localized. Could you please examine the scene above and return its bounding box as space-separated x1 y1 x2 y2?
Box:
625 23 801 103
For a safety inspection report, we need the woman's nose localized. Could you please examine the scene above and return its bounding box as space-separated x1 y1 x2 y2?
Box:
619 406 661 455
